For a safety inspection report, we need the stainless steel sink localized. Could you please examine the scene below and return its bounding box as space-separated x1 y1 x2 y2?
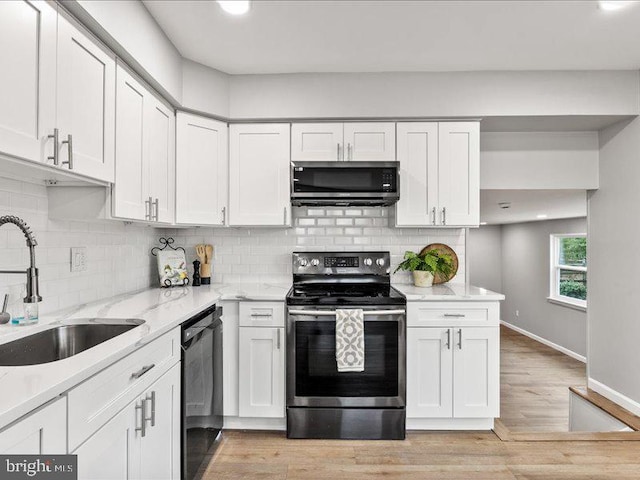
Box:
0 318 145 366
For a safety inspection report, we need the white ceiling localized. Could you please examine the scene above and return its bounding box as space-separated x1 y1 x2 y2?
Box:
143 0 640 75
480 190 587 225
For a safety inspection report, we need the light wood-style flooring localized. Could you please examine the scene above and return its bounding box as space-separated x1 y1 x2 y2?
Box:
201 327 640 479
499 325 586 432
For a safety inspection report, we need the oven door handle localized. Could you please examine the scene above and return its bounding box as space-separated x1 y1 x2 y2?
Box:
288 309 405 316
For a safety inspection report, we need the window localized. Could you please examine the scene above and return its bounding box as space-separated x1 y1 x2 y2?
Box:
550 234 587 309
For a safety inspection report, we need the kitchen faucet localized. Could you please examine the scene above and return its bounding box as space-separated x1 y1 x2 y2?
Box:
0 216 42 305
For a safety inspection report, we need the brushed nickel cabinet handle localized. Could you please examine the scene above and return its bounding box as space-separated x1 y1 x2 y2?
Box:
431 207 436 225
445 328 451 350
131 363 155 379
444 313 466 318
47 128 59 166
61 134 73 170
457 329 462 349
153 198 159 222
337 143 340 161
145 391 156 427
135 399 147 437
276 329 281 350
442 207 447 225
221 206 226 225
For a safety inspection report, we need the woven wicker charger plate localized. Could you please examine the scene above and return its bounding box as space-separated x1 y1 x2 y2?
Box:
419 243 459 285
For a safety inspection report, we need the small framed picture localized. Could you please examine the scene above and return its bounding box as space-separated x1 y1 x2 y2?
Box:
157 249 189 287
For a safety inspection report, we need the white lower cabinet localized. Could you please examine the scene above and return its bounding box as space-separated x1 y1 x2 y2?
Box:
407 326 499 423
237 301 286 419
238 326 285 418
75 362 181 480
0 397 66 454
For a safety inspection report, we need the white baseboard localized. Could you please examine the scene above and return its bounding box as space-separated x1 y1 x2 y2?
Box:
500 320 586 363
588 377 640 417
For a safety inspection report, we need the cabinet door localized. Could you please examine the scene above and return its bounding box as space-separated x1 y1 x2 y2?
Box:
452 327 500 418
437 122 479 227
0 397 66 454
113 65 148 220
139 363 181 480
229 124 291 226
148 98 175 224
176 113 227 225
0 0 56 165
291 123 343 161
238 327 285 418
56 15 115 183
395 122 439 226
74 398 140 480
343 122 396 161
406 328 453 418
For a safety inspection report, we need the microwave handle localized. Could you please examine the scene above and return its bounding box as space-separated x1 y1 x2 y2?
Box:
288 309 405 316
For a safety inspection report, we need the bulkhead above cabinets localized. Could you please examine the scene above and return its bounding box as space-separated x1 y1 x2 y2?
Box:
291 122 396 162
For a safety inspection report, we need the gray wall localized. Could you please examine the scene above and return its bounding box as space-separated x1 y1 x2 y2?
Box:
468 225 503 294
590 117 640 406
500 217 587 358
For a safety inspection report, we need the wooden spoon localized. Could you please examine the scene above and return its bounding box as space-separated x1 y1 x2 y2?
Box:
195 244 206 264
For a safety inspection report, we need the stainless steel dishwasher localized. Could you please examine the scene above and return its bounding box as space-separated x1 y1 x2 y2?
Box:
182 304 223 480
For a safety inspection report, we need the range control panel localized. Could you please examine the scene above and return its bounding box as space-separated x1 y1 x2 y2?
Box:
293 251 390 275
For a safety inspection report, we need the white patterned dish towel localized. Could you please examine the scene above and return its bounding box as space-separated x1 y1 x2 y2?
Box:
335 309 365 372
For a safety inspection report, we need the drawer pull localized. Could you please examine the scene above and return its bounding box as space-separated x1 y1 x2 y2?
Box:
131 364 155 380
250 313 273 318
444 313 466 318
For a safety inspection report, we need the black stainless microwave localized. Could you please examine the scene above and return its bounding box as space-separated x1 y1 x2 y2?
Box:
290 161 400 207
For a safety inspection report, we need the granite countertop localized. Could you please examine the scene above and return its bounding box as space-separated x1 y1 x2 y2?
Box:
393 283 505 301
0 282 290 429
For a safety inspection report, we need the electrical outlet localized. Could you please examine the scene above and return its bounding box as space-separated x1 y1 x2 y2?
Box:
515 310 519 317
71 247 87 272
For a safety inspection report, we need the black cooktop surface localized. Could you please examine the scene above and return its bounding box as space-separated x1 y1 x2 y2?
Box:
286 284 406 306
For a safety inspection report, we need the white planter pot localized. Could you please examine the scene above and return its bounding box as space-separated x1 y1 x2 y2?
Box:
412 270 434 287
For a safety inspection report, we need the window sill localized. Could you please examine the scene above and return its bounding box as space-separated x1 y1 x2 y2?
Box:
547 296 587 312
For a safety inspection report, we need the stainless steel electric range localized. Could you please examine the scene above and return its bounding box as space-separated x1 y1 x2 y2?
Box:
286 251 407 440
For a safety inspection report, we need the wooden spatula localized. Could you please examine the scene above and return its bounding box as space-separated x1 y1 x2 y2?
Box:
195 244 206 265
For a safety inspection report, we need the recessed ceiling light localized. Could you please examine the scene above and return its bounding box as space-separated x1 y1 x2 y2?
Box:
536 214 548 219
217 0 250 15
598 1 634 11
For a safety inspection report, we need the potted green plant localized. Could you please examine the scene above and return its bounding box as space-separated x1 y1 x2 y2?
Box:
394 249 454 287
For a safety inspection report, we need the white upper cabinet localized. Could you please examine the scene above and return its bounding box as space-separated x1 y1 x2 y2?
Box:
229 124 291 226
56 14 115 183
113 65 175 223
291 122 395 162
291 123 343 161
437 122 480 227
0 0 57 165
147 99 175 224
395 122 439 226
176 113 228 226
113 66 147 221
343 122 396 161
396 121 479 227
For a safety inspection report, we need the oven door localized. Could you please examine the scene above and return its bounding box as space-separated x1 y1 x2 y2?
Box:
287 305 406 408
